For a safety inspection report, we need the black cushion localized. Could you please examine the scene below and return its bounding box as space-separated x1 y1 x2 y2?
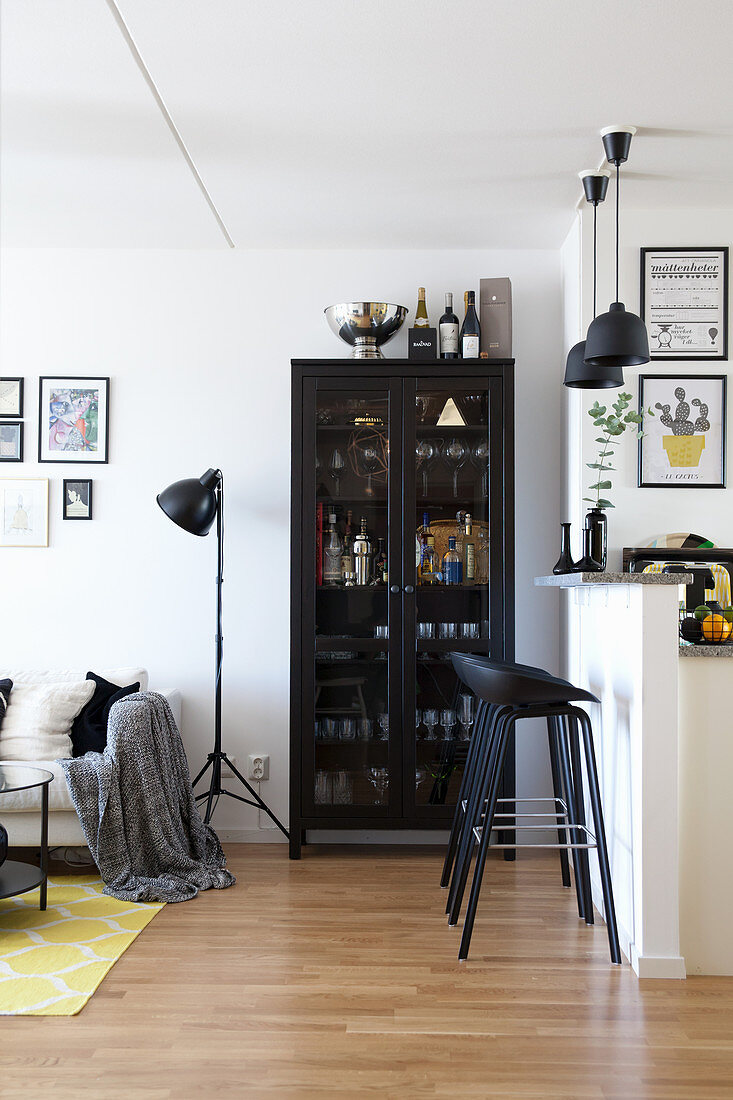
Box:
0 678 12 730
70 672 140 757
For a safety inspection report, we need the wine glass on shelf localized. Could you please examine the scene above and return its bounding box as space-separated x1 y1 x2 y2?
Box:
368 766 389 806
444 439 467 499
440 708 457 741
377 713 389 741
415 709 423 740
358 441 381 497
472 439 490 498
458 694 475 741
423 707 438 742
415 439 437 497
328 448 346 497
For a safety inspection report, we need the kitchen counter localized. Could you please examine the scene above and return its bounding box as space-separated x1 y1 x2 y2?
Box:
679 644 733 657
535 572 692 586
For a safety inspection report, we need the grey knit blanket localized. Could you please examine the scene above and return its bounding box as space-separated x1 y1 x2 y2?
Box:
58 692 235 903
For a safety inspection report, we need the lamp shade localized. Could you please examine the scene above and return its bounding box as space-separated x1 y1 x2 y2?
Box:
564 339 623 389
157 468 220 536
583 302 650 368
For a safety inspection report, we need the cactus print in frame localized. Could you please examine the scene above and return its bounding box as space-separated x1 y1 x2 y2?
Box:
638 375 726 488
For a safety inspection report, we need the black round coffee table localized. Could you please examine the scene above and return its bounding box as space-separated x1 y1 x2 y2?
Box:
0 765 53 910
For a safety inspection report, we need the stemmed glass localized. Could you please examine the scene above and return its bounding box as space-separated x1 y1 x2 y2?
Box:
423 707 438 742
368 767 389 806
377 713 389 741
416 439 437 497
359 441 381 497
440 708 457 741
444 439 467 498
415 709 423 740
328 448 346 497
472 439 490 497
458 694 475 741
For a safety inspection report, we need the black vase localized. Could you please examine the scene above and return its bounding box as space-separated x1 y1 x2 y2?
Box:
0 820 8 869
573 528 603 572
553 522 576 575
585 508 608 571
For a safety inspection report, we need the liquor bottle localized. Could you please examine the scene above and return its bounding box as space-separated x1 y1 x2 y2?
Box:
353 516 372 585
454 510 466 557
323 513 343 585
460 290 481 358
420 535 439 585
414 287 429 328
475 527 490 585
442 536 463 585
439 292 459 359
372 537 388 585
463 513 475 584
341 531 354 581
418 511 432 564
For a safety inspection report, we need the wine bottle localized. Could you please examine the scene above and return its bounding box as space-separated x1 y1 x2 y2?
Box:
372 537 388 585
323 513 343 585
442 536 463 586
463 513 475 585
439 293 459 359
414 287 429 328
460 290 480 358
341 531 354 580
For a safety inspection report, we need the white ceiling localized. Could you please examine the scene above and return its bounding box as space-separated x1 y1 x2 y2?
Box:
3 0 733 249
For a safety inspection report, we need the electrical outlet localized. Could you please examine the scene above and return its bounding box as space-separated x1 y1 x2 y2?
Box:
221 756 237 778
247 754 269 781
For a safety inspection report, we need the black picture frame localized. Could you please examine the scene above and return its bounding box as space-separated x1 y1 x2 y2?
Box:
640 247 729 361
62 478 93 520
0 421 23 462
38 376 110 464
0 378 24 418
638 374 727 489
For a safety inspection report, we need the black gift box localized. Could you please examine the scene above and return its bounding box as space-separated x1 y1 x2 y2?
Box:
408 327 438 360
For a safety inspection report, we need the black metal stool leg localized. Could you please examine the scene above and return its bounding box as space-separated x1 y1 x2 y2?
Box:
547 717 571 888
441 700 491 889
458 714 515 960
574 707 622 965
556 717 587 921
566 714 594 926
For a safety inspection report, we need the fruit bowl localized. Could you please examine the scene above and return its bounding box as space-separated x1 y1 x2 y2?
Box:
324 302 408 359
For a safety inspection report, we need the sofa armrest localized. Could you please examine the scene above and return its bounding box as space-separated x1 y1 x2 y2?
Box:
155 688 181 729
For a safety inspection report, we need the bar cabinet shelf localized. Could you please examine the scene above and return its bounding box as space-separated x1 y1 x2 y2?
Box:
289 358 515 858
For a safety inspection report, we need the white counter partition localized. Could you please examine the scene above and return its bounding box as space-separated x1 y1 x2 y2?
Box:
536 573 689 979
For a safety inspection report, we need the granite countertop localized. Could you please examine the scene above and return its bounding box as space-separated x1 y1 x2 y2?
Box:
535 572 693 587
679 644 733 658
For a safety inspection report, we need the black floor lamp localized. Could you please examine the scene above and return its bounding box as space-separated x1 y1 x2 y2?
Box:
157 468 289 837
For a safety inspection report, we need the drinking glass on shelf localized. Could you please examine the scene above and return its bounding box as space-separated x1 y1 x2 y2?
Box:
416 439 437 497
358 718 373 742
321 717 338 741
440 708 457 741
374 625 389 640
458 694 475 741
460 622 480 639
328 448 346 497
333 770 353 805
423 708 438 741
340 717 356 742
439 622 458 640
415 766 428 794
368 767 389 806
444 438 468 498
415 709 423 739
314 770 332 804
417 621 435 640
358 441 382 497
377 713 389 741
472 439 490 497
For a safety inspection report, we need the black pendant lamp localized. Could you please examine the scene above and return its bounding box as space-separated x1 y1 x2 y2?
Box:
583 125 650 372
564 169 624 388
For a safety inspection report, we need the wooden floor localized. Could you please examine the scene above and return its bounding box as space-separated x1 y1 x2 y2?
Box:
3 845 733 1099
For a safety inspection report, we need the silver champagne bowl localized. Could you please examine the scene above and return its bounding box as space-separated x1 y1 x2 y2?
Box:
324 302 408 359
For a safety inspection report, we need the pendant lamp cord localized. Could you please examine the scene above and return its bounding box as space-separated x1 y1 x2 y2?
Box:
593 201 597 319
615 162 620 304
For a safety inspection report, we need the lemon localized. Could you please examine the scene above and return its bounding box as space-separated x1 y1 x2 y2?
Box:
702 613 732 643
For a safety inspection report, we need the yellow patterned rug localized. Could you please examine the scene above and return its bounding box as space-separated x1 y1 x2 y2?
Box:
0 876 164 1015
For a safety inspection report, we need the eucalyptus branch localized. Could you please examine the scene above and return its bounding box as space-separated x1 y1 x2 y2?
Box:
584 392 653 511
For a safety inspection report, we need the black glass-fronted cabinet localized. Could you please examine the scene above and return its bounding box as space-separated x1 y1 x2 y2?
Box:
289 359 515 858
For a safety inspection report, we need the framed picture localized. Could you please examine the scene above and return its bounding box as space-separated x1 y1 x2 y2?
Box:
0 422 23 462
63 478 93 520
0 378 23 418
638 374 726 489
641 247 729 360
0 478 49 547
38 376 109 463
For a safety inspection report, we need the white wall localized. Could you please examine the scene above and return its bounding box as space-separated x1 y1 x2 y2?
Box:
0 247 562 836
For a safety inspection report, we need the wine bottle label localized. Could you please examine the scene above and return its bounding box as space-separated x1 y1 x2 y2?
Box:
462 335 480 358
440 322 459 353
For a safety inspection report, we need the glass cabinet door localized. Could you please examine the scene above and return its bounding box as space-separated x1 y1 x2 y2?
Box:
303 379 401 817
404 377 498 818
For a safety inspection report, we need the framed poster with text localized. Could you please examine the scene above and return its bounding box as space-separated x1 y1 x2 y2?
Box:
638 374 726 489
640 247 728 361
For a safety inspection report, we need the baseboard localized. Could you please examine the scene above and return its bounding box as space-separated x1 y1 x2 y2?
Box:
217 829 450 845
630 945 687 979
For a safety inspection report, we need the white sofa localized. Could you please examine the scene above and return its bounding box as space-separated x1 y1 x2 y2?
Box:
0 668 181 848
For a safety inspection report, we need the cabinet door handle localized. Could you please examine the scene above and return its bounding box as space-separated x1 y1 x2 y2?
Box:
390 584 400 594
403 585 415 594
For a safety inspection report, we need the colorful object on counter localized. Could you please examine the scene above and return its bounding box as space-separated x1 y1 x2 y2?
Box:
641 532 716 550
702 614 732 644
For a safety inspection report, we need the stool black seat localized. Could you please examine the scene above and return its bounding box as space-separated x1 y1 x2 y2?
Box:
444 655 621 965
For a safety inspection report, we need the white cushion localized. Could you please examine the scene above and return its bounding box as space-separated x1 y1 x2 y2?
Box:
2 667 149 691
0 761 75 811
0 680 95 761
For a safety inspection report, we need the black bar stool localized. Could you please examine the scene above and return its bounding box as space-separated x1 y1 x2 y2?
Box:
446 655 621 964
